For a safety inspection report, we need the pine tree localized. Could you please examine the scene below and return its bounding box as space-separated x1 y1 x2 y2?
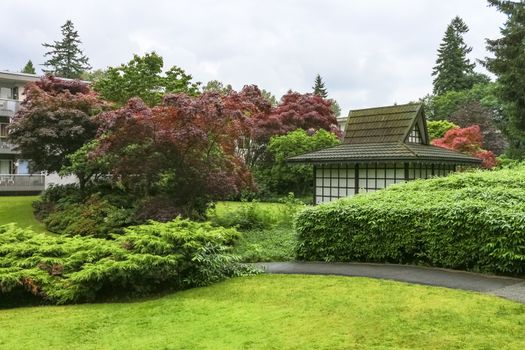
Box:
432 16 476 95
42 20 91 79
484 0 525 158
312 74 328 98
21 60 36 74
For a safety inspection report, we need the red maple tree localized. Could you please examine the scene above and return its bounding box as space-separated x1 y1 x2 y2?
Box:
432 125 498 169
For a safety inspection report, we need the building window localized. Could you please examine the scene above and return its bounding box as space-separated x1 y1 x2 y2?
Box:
0 123 8 138
407 124 422 143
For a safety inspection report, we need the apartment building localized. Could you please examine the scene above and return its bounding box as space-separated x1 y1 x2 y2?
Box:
0 71 44 193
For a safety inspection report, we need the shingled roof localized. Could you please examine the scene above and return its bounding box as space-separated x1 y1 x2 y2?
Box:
288 102 481 165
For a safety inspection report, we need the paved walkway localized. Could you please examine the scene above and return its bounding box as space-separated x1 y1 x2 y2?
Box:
256 262 525 304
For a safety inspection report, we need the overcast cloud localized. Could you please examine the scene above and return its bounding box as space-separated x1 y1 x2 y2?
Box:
0 0 506 114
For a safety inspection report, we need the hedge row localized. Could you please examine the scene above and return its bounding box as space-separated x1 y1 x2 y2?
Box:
0 219 255 305
295 167 525 275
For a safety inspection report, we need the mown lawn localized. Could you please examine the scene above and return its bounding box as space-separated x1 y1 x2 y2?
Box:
0 196 46 233
0 275 523 349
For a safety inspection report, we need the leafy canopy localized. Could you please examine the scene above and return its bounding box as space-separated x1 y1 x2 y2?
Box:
42 20 91 79
256 129 340 195
484 0 525 158
94 91 257 216
94 52 200 107
427 120 458 140
432 125 498 168
8 76 106 174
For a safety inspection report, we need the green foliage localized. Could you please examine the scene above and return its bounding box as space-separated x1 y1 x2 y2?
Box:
312 74 328 98
296 167 525 275
202 80 233 95
60 139 111 191
43 194 134 237
261 89 278 106
209 199 304 262
256 129 340 196
42 20 91 79
0 218 254 305
485 0 525 158
432 16 476 95
233 227 297 262
329 98 341 117
427 120 458 140
424 82 502 121
80 69 107 84
94 52 200 106
21 60 36 74
208 200 275 230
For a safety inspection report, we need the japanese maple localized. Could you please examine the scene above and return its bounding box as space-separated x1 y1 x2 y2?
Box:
432 125 498 168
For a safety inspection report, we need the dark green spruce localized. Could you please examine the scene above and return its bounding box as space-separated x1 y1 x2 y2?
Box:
432 16 476 95
484 0 525 159
42 20 91 79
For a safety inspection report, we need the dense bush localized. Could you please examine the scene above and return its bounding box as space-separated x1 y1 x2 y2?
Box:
0 219 255 305
208 200 275 230
255 129 340 196
43 195 134 237
296 167 525 275
427 120 457 140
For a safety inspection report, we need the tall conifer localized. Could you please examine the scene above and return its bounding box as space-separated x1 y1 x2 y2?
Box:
42 20 91 79
432 16 476 95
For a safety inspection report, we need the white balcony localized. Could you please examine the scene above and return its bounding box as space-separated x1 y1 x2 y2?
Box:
0 174 45 193
0 98 19 117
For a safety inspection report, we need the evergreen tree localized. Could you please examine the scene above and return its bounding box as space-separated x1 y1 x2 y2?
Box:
484 0 525 158
432 16 476 95
42 20 91 79
312 74 328 98
21 60 36 74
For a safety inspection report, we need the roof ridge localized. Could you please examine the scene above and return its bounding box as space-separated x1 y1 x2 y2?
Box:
349 102 421 113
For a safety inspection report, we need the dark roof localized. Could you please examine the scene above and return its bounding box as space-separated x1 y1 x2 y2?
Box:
344 103 427 144
289 102 481 165
288 142 481 164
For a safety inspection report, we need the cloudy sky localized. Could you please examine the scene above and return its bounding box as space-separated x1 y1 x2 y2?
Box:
1 0 506 114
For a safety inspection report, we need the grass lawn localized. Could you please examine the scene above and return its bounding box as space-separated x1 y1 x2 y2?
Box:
0 275 523 349
0 196 46 233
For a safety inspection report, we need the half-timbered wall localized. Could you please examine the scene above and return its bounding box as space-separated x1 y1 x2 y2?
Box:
314 162 456 204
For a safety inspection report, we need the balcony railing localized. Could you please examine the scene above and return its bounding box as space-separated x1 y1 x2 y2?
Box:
0 139 16 154
0 98 20 116
0 174 45 193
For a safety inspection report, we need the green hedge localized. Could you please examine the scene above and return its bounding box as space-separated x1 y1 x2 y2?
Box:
295 167 525 275
0 219 255 305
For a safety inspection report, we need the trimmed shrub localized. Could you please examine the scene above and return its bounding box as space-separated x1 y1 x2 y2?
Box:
0 219 255 305
295 167 525 275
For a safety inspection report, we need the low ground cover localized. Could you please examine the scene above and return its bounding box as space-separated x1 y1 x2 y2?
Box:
0 196 46 233
209 199 303 262
0 275 523 350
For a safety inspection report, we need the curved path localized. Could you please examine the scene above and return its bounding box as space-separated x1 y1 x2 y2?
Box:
256 262 525 304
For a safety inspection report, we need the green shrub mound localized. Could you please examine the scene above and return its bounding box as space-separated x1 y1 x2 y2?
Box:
0 219 255 305
296 167 525 275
